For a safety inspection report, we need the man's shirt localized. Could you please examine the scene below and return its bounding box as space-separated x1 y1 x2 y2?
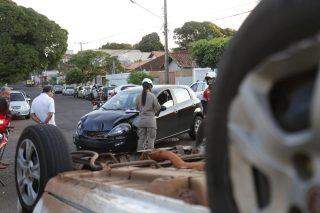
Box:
31 93 55 125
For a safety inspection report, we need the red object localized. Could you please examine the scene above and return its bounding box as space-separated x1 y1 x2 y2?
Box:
203 88 211 102
0 114 10 133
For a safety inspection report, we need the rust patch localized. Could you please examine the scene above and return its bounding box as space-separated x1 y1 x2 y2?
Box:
150 150 205 171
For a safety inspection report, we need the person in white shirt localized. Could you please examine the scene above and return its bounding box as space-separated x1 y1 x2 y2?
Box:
30 86 56 125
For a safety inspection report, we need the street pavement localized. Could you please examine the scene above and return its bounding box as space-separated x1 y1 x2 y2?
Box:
0 86 92 212
0 85 194 212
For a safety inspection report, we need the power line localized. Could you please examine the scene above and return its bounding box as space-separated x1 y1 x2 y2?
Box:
211 10 253 21
129 0 162 19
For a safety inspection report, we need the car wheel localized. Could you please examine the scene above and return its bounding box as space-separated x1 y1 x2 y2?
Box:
15 125 72 212
189 116 202 140
25 114 30 120
206 1 320 212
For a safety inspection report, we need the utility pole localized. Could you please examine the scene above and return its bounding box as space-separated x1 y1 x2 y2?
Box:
164 0 169 84
80 42 83 52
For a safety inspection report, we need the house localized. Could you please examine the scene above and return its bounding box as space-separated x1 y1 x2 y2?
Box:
97 49 151 68
62 50 74 63
132 50 196 85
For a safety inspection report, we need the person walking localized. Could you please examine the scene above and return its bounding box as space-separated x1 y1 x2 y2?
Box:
30 85 56 125
135 78 161 152
0 86 11 103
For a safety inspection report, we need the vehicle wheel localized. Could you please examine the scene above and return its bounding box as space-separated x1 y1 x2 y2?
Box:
25 114 30 120
189 116 202 140
15 125 72 212
206 1 320 212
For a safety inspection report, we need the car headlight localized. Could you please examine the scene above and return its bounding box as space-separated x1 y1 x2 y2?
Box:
108 123 131 137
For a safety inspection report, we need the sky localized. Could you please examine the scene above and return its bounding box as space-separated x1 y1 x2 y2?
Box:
13 0 258 53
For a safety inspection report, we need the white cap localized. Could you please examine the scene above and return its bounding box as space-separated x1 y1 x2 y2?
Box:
142 78 153 86
205 72 216 79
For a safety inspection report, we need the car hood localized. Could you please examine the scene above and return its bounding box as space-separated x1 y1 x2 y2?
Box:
81 110 138 132
10 101 29 108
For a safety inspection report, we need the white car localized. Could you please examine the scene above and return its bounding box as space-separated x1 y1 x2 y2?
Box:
190 81 208 100
9 91 31 119
63 86 75 96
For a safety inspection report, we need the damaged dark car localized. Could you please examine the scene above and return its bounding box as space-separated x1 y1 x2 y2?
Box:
74 85 203 152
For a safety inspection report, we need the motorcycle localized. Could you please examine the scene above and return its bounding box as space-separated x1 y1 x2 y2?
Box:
91 99 105 110
0 114 13 186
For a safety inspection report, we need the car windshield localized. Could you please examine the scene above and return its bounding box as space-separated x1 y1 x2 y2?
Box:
66 87 73 89
10 93 25 101
54 85 63 89
102 91 140 111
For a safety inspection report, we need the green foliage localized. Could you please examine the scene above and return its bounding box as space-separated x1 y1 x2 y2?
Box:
0 0 68 84
174 21 235 49
69 50 123 81
127 71 154 85
65 67 84 84
135 33 164 52
100 42 132 50
49 76 57 85
190 37 230 68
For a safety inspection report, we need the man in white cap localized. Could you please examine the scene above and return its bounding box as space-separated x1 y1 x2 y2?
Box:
135 78 161 152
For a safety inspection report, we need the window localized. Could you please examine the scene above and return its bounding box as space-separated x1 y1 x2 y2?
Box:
157 90 174 108
10 93 25 101
173 88 191 104
190 83 198 92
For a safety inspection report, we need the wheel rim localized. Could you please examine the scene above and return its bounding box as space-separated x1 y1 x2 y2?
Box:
16 139 40 206
194 118 202 134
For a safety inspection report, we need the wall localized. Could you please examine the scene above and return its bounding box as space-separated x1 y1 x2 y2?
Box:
106 73 130 86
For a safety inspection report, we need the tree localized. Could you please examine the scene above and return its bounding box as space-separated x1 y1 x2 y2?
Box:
69 50 123 81
65 67 84 84
100 42 132 50
135 33 164 52
127 71 154 85
49 76 57 85
0 0 68 83
174 21 235 49
190 37 230 68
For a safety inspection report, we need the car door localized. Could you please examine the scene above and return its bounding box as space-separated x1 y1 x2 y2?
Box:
172 87 195 133
156 89 178 140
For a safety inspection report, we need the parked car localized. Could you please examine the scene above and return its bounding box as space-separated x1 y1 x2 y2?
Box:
74 85 203 152
78 86 90 99
74 86 82 98
190 81 208 100
9 91 30 119
63 85 75 96
53 85 63 94
19 90 31 103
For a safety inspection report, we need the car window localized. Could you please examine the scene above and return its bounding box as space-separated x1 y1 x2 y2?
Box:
173 88 191 104
190 83 198 92
157 89 174 108
102 91 139 110
10 93 25 101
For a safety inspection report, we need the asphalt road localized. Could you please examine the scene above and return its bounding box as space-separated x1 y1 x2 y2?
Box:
0 86 92 212
0 85 194 212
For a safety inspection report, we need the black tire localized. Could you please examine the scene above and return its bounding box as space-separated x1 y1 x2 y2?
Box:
206 1 320 212
15 125 72 212
25 114 30 120
189 115 202 140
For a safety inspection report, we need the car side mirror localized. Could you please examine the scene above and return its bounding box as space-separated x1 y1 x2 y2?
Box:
160 105 167 112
